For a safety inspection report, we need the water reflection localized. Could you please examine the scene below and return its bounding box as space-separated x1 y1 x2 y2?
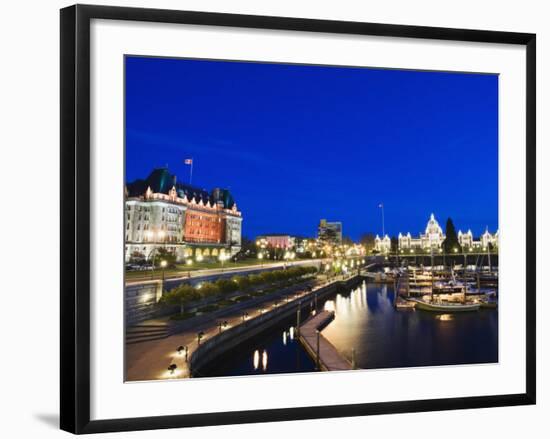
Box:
262 350 268 371
200 316 316 377
253 349 260 370
199 282 498 377
436 314 454 321
322 282 498 369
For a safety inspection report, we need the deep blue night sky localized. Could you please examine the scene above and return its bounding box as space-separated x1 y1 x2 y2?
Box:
125 56 498 241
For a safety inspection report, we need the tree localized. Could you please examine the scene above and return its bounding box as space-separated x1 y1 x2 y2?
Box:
154 247 177 267
443 217 461 254
198 282 220 300
130 250 145 262
260 271 276 284
231 275 251 292
342 236 354 246
359 233 376 253
248 274 263 286
234 236 255 259
161 284 199 314
215 278 238 295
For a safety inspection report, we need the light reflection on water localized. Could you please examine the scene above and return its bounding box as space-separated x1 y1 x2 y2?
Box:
253 349 260 370
198 281 498 377
199 316 316 377
253 349 268 370
262 350 268 371
436 314 454 321
322 281 498 369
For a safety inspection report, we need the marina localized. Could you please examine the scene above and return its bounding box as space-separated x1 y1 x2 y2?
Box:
197 276 498 377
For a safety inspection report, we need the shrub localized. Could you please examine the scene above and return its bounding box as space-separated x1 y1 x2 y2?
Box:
271 270 287 282
248 274 263 285
260 271 275 284
199 282 220 299
231 275 251 291
160 284 200 314
215 278 239 295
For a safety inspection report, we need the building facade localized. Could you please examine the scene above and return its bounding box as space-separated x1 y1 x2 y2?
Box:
398 213 445 250
125 168 242 262
256 235 296 250
374 234 391 254
318 219 343 244
397 213 498 251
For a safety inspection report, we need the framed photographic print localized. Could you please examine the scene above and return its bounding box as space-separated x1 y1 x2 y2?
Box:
60 4 536 434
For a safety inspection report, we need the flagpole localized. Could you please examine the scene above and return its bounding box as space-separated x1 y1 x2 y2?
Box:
189 160 193 185
382 205 385 237
382 208 386 236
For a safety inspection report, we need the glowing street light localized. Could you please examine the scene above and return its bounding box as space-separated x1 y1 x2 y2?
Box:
160 259 168 290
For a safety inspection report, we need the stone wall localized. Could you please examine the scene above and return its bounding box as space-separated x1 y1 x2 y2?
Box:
125 280 164 326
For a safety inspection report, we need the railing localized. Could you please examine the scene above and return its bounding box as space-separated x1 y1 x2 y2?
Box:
189 276 365 375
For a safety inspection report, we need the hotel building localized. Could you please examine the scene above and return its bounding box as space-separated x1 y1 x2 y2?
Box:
125 168 242 262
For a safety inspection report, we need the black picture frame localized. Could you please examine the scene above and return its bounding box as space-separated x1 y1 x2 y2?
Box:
60 4 536 434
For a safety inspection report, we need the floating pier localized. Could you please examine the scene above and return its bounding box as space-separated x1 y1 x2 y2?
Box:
298 310 352 372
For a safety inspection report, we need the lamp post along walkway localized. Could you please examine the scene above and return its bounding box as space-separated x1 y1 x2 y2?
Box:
125 274 351 381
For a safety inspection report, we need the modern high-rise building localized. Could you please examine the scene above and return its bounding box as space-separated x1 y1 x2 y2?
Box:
317 219 343 244
124 168 242 262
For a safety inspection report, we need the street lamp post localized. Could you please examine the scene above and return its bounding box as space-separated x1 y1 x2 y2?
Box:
378 203 385 237
219 253 227 272
258 252 264 267
487 244 492 273
160 260 167 291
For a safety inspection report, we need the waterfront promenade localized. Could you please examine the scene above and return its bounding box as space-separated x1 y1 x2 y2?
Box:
126 275 343 381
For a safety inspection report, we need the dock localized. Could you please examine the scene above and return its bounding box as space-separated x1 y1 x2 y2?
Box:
298 310 352 372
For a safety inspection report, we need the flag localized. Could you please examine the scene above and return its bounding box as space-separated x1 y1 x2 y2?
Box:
184 158 193 165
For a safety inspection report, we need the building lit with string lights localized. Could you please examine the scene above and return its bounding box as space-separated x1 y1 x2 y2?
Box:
124 168 242 262
396 213 498 252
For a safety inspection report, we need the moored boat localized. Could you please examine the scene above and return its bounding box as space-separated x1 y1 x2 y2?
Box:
411 298 480 312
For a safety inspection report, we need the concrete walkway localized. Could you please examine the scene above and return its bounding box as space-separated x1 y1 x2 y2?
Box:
125 278 333 381
299 311 352 372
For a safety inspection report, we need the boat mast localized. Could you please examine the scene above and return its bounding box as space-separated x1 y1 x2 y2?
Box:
430 246 434 302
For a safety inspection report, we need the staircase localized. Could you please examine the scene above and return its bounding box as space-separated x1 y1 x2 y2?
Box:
126 321 170 344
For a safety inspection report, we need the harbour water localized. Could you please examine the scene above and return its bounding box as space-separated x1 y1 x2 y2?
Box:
198 282 498 377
